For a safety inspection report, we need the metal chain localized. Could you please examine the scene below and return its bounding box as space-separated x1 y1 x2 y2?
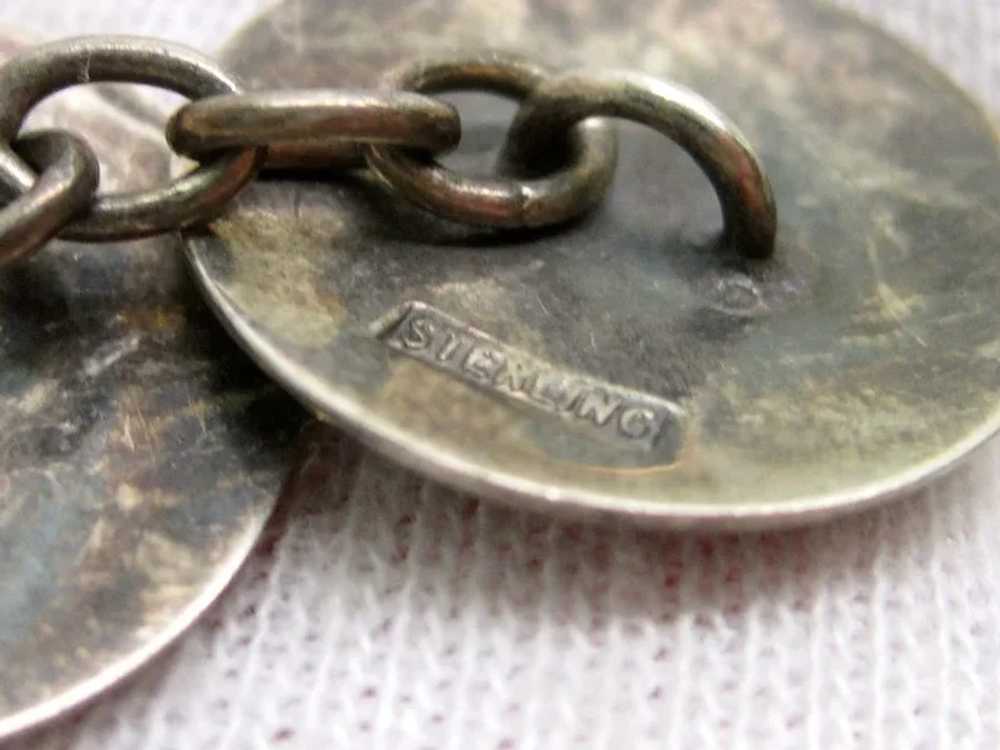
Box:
0 37 260 248
0 35 777 266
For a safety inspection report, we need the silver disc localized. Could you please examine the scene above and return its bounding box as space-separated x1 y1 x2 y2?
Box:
185 0 1000 529
0 32 303 739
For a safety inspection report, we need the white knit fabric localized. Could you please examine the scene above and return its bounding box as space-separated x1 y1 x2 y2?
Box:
1 2 999 748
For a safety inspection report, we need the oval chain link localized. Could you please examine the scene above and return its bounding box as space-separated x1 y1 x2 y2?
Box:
499 70 777 258
167 90 462 170
0 35 777 260
0 130 98 265
363 51 619 229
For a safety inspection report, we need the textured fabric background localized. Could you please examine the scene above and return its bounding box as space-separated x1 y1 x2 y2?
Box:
1 1 999 748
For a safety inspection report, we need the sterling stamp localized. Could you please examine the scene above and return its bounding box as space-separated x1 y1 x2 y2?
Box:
380 302 681 451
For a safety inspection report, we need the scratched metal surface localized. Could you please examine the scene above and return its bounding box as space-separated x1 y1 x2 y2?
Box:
185 0 1000 528
0 31 305 740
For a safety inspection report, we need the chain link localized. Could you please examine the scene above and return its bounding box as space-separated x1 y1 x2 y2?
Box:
500 70 778 258
363 51 619 229
0 35 777 260
167 90 462 170
0 130 98 265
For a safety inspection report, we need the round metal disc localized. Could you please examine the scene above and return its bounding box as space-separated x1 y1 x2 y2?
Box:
185 0 1000 530
0 32 303 739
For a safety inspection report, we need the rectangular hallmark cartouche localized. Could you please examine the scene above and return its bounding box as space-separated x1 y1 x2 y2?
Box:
380 303 681 451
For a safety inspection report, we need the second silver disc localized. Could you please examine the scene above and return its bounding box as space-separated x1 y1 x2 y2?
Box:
0 31 304 739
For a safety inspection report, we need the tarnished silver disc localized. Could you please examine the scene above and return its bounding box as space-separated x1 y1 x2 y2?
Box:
185 0 1000 529
0 32 303 739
